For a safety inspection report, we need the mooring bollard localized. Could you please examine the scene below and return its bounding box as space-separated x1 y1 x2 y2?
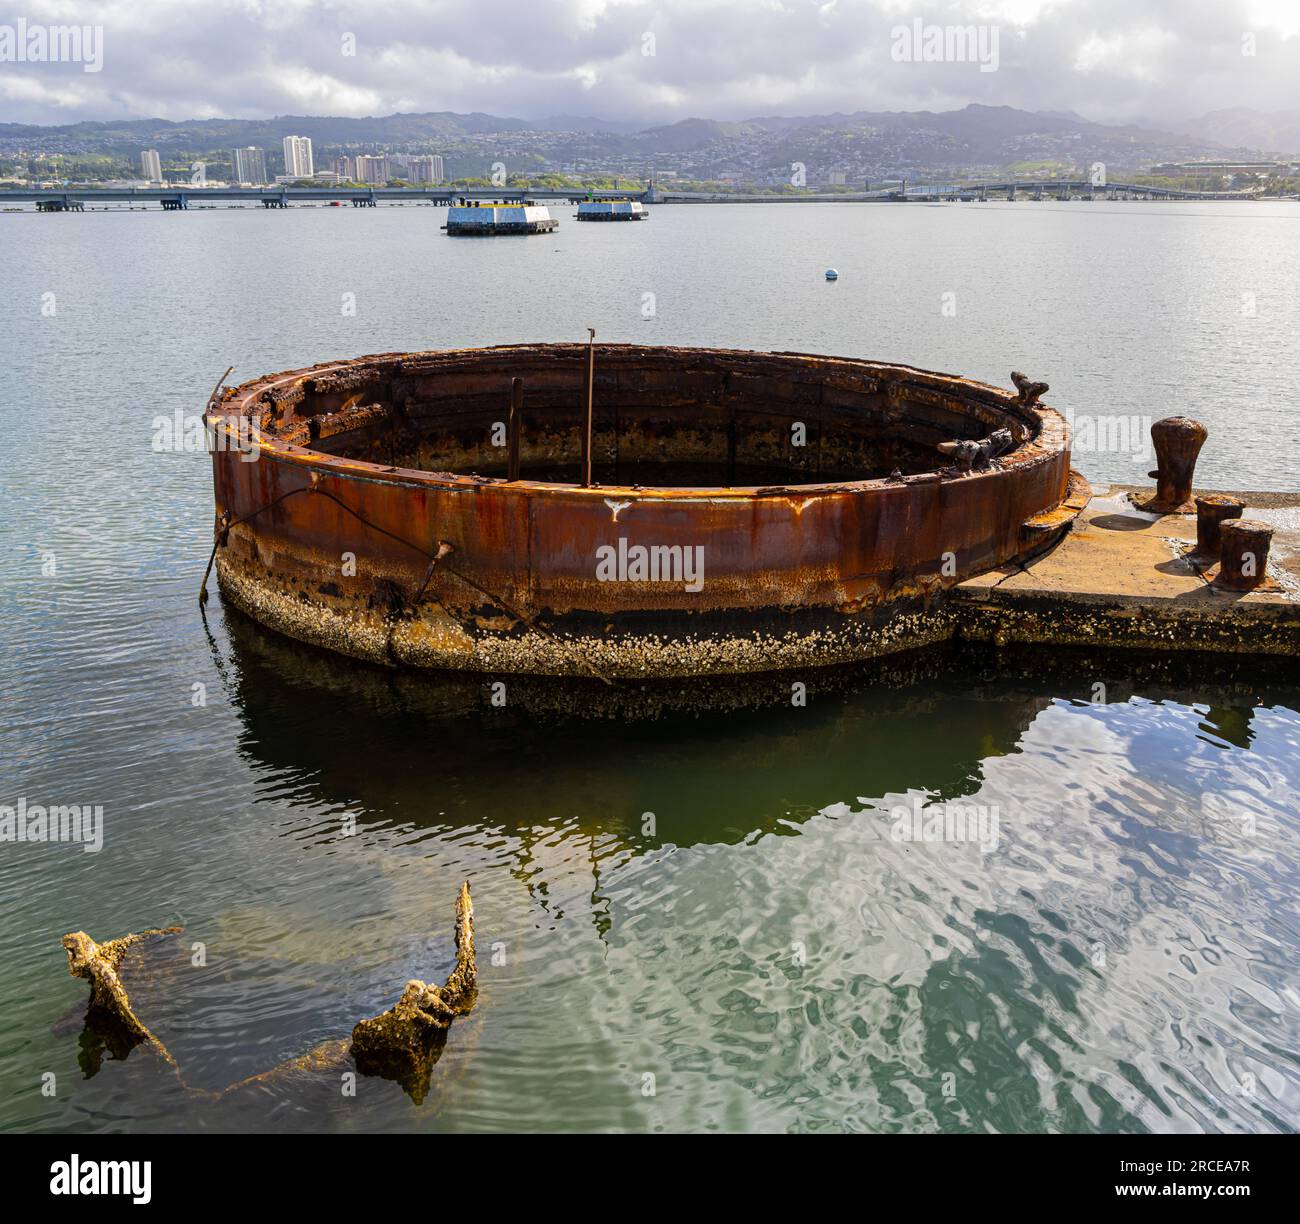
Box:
1215 519 1273 591
1140 416 1207 514
1193 494 1244 561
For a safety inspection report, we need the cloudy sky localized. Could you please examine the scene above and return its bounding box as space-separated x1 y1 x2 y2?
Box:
1 0 1298 127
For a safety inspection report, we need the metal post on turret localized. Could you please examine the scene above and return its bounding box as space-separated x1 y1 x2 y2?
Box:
508 377 523 482
581 329 595 487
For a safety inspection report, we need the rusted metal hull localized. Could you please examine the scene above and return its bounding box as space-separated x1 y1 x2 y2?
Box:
207 344 1085 677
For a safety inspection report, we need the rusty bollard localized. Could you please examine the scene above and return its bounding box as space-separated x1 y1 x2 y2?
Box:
1193 494 1244 562
1139 416 1207 514
1215 519 1274 591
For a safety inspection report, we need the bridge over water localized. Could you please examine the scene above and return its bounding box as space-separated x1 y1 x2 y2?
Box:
1 186 649 212
3 180 1268 212
657 180 1264 203
893 179 1261 202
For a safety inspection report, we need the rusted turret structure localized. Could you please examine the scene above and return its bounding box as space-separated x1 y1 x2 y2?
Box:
205 344 1087 678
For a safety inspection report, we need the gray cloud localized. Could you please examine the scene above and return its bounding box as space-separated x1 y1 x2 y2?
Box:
1 0 1297 126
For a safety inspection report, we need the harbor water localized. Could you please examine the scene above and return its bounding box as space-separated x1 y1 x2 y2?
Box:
1 200 1297 1132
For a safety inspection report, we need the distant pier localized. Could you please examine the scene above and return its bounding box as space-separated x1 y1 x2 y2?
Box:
4 178 1273 214
657 180 1265 203
3 186 649 212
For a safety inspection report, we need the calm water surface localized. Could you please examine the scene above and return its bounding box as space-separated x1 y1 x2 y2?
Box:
1 201 1297 1132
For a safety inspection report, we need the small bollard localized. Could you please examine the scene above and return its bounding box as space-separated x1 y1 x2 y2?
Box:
1193 494 1243 561
1215 519 1273 591
1139 416 1207 514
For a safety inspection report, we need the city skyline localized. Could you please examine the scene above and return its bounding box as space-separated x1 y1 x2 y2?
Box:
10 100 1298 194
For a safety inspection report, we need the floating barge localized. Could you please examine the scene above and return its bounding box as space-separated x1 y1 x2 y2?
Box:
443 200 558 235
205 344 1101 678
576 199 648 221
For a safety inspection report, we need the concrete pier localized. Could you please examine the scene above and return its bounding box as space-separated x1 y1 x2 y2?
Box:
956 488 1299 656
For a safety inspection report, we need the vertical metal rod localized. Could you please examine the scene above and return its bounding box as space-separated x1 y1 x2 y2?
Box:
582 328 595 487
507 377 522 482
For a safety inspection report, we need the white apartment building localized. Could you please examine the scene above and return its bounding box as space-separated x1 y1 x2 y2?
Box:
282 135 314 179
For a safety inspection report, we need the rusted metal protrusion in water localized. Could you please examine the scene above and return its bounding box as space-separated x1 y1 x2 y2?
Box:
581 328 595 487
61 927 183 1069
507 376 523 482
1215 519 1274 591
1138 416 1207 514
1193 493 1244 562
350 881 477 1103
56 883 478 1105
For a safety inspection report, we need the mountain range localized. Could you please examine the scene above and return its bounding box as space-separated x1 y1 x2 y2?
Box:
1172 108 1300 156
3 105 1297 175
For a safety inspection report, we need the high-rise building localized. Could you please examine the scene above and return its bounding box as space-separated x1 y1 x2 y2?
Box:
408 155 445 184
282 135 314 179
230 147 268 185
332 156 355 180
139 150 162 182
354 155 391 184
